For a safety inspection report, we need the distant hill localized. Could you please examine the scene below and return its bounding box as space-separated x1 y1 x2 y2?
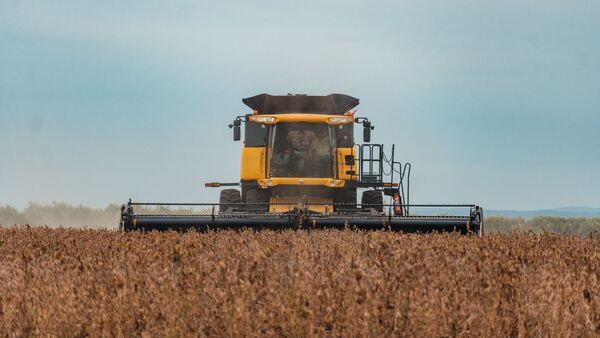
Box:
486 207 600 219
408 206 600 218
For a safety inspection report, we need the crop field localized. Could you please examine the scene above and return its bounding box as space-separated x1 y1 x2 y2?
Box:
1 227 599 337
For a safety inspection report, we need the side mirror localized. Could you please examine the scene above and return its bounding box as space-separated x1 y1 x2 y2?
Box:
363 121 372 143
344 155 355 165
231 119 241 141
233 125 241 141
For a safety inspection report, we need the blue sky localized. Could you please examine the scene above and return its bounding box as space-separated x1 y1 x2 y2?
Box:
1 0 599 210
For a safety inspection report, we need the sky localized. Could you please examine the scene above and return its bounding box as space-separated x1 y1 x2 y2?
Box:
1 0 599 210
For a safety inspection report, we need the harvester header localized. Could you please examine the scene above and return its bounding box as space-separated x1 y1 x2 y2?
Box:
121 93 483 234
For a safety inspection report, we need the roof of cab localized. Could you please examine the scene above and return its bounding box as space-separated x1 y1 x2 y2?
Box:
242 94 359 115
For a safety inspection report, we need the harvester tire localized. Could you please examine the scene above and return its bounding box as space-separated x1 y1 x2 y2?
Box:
245 188 268 212
361 190 383 212
219 189 241 213
335 187 357 210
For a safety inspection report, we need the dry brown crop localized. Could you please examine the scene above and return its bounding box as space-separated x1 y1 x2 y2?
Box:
1 227 599 337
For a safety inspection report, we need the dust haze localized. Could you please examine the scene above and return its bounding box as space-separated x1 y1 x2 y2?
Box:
0 203 208 229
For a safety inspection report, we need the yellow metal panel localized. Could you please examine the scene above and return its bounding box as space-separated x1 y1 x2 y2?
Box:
269 196 334 214
337 146 357 181
257 177 345 188
240 147 266 180
250 114 354 124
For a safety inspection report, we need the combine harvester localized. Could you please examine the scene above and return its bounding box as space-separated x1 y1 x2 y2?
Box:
121 94 483 234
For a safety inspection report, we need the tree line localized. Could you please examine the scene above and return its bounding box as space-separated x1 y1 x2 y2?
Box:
1 203 599 235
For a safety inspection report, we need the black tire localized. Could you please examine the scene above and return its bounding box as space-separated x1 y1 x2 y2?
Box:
219 189 241 213
361 190 383 212
334 187 357 211
244 188 268 212
473 207 484 236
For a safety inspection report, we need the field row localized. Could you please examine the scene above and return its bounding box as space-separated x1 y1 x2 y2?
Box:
1 227 599 336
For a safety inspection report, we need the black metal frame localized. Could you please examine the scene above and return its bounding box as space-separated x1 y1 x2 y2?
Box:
358 144 384 183
353 143 412 215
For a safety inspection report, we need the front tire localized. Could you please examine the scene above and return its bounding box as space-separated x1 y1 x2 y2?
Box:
219 189 241 213
244 188 268 212
335 187 357 211
361 190 383 213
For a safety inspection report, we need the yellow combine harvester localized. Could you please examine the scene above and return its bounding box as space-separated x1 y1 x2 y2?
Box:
121 94 483 234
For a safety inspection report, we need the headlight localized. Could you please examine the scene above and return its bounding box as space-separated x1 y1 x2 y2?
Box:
249 115 276 123
328 116 354 124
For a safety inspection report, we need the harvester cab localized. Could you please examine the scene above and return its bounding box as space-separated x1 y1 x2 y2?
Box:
121 94 483 234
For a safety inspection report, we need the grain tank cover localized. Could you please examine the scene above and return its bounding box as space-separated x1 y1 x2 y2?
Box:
242 94 359 115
